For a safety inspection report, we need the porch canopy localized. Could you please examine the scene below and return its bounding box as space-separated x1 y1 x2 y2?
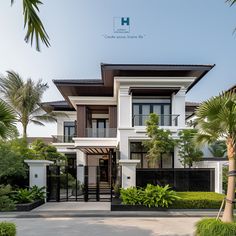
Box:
72 146 116 155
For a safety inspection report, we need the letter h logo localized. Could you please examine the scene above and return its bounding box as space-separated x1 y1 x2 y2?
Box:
113 17 130 33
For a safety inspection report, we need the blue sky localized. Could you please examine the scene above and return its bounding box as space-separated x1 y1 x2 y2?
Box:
0 0 236 136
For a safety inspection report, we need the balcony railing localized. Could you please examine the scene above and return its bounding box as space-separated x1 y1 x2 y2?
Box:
86 128 117 138
52 135 75 143
132 114 179 127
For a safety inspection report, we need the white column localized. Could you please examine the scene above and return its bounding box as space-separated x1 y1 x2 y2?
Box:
76 150 86 184
118 86 132 128
119 160 140 188
24 160 53 200
171 88 186 128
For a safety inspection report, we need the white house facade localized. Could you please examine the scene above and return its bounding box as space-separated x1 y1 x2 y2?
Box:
42 64 225 196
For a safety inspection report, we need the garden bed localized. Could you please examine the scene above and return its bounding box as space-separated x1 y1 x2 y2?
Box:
111 192 225 211
15 199 45 211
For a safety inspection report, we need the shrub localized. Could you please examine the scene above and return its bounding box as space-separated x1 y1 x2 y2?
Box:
0 141 27 187
196 218 236 236
11 189 34 204
143 184 179 208
0 222 16 236
0 185 15 211
120 187 144 205
172 192 224 209
120 184 179 208
29 186 45 201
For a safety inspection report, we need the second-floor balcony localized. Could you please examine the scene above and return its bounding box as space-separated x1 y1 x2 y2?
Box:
132 114 180 127
52 128 117 143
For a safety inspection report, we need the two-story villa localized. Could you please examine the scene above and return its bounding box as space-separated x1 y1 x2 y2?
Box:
43 63 216 194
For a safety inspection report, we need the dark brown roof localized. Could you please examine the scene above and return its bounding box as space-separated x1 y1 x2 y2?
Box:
53 63 215 106
41 100 75 112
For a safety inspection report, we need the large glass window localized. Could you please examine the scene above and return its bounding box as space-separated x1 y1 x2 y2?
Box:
130 142 174 168
64 122 75 142
132 98 171 126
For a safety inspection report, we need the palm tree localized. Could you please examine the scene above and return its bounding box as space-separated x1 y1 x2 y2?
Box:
11 0 50 51
0 71 57 139
195 91 236 223
0 99 17 139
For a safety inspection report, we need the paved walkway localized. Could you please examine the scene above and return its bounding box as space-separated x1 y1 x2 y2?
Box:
0 217 200 236
33 202 110 211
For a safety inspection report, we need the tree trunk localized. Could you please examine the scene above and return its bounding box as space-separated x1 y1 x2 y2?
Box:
222 137 236 223
23 124 27 140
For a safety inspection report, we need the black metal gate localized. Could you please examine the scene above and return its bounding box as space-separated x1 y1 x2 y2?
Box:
47 165 112 202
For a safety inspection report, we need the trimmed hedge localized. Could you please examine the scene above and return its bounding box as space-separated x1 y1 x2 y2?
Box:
0 222 16 236
172 192 225 209
196 218 236 236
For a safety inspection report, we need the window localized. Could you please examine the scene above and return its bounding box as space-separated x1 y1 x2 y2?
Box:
64 122 75 142
132 98 171 126
130 142 174 168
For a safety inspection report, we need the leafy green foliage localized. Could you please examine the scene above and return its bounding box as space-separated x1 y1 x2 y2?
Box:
0 185 15 211
143 113 175 166
208 141 227 158
0 142 27 186
177 129 203 167
11 0 50 51
11 186 45 204
11 189 34 204
30 139 66 163
0 222 16 236
120 184 179 208
120 187 144 205
196 218 236 236
29 186 45 200
172 192 225 209
143 184 179 208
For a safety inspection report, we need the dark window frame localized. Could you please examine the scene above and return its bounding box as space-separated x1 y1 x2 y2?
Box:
64 121 76 142
130 142 174 169
132 102 172 126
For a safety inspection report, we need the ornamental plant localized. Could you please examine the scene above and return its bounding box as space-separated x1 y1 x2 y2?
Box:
143 113 175 167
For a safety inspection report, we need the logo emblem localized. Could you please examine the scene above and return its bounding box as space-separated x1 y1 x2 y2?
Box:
113 17 130 33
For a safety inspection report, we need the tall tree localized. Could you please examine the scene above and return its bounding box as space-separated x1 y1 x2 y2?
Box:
195 91 236 223
143 113 175 167
11 0 50 51
178 129 203 168
0 71 57 139
0 99 17 139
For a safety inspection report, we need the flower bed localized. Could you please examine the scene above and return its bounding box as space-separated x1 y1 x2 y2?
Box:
112 187 225 211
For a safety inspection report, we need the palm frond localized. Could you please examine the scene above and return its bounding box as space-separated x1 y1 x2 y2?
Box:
30 119 45 126
32 114 57 123
0 99 18 139
195 91 236 146
11 0 50 51
226 0 236 7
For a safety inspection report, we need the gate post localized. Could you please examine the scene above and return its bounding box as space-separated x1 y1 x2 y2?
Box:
24 160 53 201
119 160 140 189
84 166 88 202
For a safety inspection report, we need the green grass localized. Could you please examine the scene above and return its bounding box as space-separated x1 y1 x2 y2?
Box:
196 218 236 236
171 192 225 209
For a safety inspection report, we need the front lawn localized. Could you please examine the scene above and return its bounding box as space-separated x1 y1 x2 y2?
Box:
172 192 225 209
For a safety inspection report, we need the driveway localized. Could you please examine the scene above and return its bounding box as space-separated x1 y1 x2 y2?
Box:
1 217 200 236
